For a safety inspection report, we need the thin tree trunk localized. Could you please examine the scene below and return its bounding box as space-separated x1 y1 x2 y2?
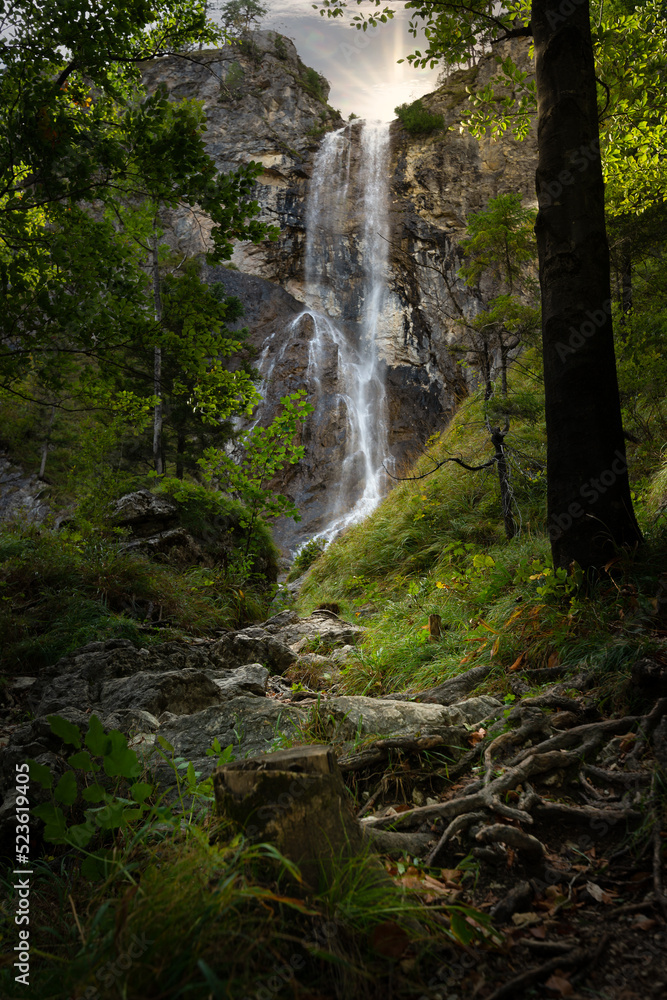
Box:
176 427 186 480
152 221 163 475
38 404 56 480
532 0 641 570
491 425 516 540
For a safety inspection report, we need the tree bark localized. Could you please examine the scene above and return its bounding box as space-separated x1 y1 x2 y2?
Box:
532 0 642 569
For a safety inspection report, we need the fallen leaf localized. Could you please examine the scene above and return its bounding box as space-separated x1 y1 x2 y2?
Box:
511 911 541 928
585 881 613 904
529 924 547 939
509 652 526 672
468 727 486 746
545 972 574 996
440 868 463 883
369 921 410 959
632 914 656 931
619 733 637 753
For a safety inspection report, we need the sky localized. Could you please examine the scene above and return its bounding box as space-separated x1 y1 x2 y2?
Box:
221 1 442 122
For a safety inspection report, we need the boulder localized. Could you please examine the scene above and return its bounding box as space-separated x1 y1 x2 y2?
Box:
35 634 296 716
144 698 307 789
97 669 223 717
321 695 502 741
109 489 179 536
211 664 269 699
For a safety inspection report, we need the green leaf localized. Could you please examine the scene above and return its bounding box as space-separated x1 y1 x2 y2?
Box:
48 715 82 748
54 770 78 806
33 802 68 842
82 783 109 803
68 750 97 772
130 782 153 804
67 821 95 849
85 715 111 756
449 910 476 946
28 758 53 790
102 730 141 779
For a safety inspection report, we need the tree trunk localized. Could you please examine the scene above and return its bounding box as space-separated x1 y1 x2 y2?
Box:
491 425 516 540
152 223 163 475
532 0 642 570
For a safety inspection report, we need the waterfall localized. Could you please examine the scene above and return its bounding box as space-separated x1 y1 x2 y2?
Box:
291 120 392 543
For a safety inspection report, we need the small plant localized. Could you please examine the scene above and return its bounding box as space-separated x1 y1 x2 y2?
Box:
287 536 328 580
299 63 327 103
28 714 169 880
394 98 445 135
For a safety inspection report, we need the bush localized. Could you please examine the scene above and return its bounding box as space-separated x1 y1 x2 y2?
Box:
394 99 445 135
287 537 327 581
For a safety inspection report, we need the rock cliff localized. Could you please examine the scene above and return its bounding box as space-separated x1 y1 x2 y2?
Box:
142 33 537 552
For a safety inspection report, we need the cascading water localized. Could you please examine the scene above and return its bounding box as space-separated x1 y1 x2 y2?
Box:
289 120 392 542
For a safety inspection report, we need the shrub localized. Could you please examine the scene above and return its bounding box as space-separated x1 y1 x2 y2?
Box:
287 537 327 580
394 99 445 135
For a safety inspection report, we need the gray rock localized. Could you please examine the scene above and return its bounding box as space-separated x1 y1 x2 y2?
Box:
35 632 296 716
211 664 269 699
320 695 502 742
109 488 178 529
273 610 365 649
98 669 223 717
144 697 307 789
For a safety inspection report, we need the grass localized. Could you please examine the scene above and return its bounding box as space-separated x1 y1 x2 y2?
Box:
295 347 667 700
0 716 497 1000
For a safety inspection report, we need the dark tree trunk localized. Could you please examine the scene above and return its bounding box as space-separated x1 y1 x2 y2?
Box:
491 425 516 540
532 0 642 570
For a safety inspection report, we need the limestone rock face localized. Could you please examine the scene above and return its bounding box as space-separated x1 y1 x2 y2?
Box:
140 35 537 550
140 30 342 281
0 452 50 524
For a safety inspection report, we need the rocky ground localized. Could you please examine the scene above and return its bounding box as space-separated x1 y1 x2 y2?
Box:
1 607 666 999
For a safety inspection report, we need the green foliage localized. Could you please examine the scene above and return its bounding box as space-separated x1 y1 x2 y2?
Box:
0 1 278 455
199 390 314 563
288 537 328 580
394 98 444 134
29 714 164 878
219 0 267 34
459 194 537 293
299 63 328 103
0 511 277 672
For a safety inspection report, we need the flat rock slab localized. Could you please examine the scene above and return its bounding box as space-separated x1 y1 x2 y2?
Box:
144 697 308 789
36 635 296 715
261 609 364 649
98 669 223 717
321 695 503 741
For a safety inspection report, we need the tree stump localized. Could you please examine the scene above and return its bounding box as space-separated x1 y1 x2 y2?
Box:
213 745 364 889
428 614 442 641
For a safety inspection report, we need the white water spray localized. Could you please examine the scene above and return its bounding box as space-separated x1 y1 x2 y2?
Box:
293 120 392 542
